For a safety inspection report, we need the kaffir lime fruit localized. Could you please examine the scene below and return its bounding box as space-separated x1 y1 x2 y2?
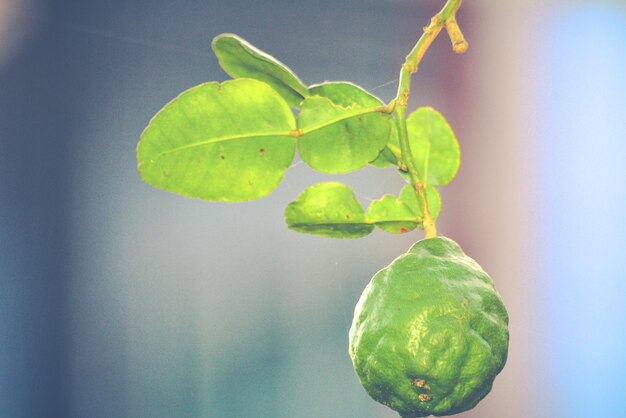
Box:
349 237 509 417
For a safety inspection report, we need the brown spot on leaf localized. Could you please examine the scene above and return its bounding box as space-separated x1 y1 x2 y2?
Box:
399 227 409 234
259 148 266 156
413 379 431 390
220 155 225 160
418 394 432 402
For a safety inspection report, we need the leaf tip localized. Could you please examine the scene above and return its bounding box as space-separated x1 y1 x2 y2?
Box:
211 32 239 48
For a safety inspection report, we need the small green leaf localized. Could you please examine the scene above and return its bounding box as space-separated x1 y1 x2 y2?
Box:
309 81 384 108
285 182 442 237
137 78 296 202
297 96 392 174
285 182 374 238
367 195 419 234
405 107 460 186
399 184 442 222
212 33 309 107
366 186 440 234
370 145 398 168
370 124 401 168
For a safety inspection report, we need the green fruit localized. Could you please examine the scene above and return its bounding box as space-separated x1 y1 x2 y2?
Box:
349 237 509 417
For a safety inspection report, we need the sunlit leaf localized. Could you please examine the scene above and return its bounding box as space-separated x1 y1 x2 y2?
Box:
310 82 398 169
212 33 309 107
285 182 442 238
370 145 398 168
367 186 441 234
367 195 419 234
399 184 442 222
285 182 374 238
371 124 401 168
405 107 460 186
387 107 459 185
297 96 392 174
137 78 296 202
309 81 384 108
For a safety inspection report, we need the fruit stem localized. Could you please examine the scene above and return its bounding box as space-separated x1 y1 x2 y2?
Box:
392 0 465 239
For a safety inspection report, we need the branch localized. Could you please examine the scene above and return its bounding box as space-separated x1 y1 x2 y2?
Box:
393 0 466 239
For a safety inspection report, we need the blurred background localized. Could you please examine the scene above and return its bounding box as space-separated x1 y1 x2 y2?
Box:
1 0 625 417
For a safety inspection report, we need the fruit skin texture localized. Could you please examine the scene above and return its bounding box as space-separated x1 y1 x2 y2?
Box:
349 237 509 417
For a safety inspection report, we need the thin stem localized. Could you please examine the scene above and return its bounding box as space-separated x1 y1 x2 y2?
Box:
445 15 469 54
392 0 465 239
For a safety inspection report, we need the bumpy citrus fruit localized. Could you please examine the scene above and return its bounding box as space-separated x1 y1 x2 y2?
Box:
349 237 509 417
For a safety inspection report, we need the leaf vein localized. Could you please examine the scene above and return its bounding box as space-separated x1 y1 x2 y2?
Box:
299 106 390 136
157 132 294 156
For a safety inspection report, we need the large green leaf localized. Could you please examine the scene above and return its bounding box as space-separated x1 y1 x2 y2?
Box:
212 34 309 107
285 182 374 238
405 107 460 186
297 96 392 174
309 81 384 108
137 78 297 202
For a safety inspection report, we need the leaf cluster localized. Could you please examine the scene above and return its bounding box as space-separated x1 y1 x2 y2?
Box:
137 34 460 238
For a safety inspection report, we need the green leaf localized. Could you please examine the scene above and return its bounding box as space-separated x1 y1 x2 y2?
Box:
367 195 419 234
405 107 460 186
370 124 401 168
309 81 384 108
309 81 399 169
212 33 309 107
399 184 442 222
285 182 374 238
366 186 441 234
370 145 398 168
285 182 443 238
137 78 297 202
297 96 392 174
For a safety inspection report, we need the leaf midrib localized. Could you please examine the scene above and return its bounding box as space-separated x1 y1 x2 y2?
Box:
298 106 389 135
289 216 423 228
154 106 390 157
158 132 294 156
